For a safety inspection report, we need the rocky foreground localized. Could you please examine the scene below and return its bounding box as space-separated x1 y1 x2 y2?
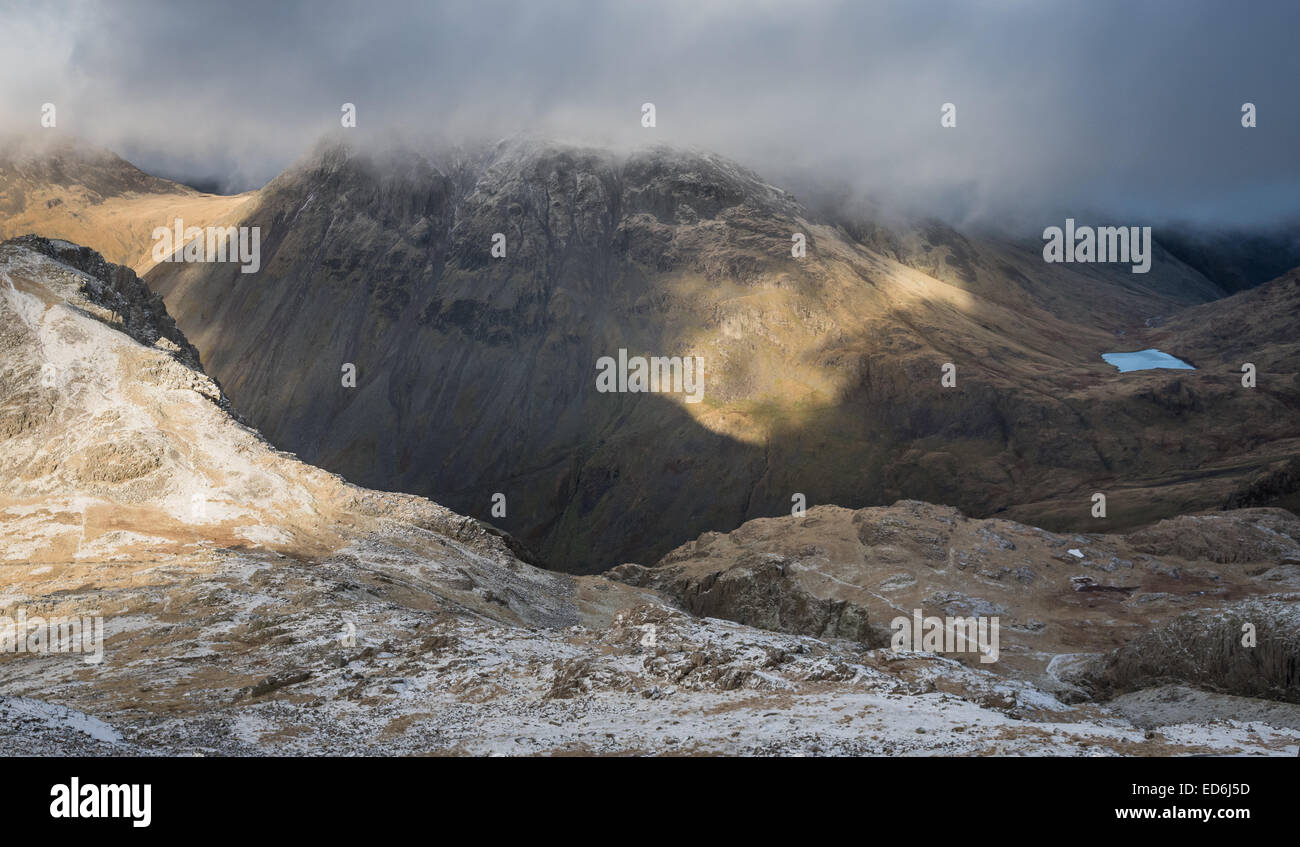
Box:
1 238 1297 755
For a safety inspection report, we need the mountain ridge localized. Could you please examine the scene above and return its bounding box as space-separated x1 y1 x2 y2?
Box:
144 138 1300 571
3 136 1298 572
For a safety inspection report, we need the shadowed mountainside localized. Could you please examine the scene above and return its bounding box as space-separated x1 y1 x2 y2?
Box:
4 137 1298 573
142 139 1300 571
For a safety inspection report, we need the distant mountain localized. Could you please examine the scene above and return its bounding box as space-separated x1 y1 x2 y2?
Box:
1158 224 1300 295
0 135 253 274
134 138 1297 571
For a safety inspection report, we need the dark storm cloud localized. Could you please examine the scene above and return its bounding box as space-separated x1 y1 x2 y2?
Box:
2 0 1297 225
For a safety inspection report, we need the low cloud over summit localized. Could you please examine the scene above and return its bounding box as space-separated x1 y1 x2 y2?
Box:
1 0 1297 225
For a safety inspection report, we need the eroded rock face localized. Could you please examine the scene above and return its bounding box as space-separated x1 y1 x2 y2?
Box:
1068 596 1300 704
610 555 879 644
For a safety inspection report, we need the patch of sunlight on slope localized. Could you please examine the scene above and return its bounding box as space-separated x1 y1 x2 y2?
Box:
670 222 978 445
1 189 256 275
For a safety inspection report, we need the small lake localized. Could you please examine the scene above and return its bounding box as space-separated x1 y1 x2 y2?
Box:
1101 348 1196 373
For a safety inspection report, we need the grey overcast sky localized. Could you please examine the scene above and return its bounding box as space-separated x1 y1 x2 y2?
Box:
2 0 1297 226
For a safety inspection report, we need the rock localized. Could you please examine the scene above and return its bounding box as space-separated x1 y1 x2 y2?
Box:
237 671 312 701
1073 595 1300 703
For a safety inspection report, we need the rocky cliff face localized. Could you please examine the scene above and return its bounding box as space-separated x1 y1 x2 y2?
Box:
137 139 1300 572
6 235 202 367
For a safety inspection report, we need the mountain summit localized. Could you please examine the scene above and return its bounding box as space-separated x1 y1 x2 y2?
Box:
130 139 1298 571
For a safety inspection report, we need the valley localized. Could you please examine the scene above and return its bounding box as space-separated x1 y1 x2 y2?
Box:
0 238 1294 755
7 138 1296 572
1 137 1296 756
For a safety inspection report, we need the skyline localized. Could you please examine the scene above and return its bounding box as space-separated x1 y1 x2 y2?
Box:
0 0 1297 227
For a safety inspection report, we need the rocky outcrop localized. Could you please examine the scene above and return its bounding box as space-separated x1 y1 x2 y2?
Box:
7 235 204 369
0 239 568 623
1068 596 1300 703
1124 509 1300 564
1225 456 1300 513
612 502 1300 696
610 556 880 644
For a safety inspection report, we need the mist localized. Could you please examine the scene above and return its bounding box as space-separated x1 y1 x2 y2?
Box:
2 0 1297 227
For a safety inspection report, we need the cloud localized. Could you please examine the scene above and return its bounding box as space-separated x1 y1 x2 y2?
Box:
2 0 1298 225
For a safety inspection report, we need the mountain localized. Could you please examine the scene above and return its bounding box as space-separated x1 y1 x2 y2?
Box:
11 236 1298 754
132 138 1300 572
1158 224 1300 295
0 136 253 274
